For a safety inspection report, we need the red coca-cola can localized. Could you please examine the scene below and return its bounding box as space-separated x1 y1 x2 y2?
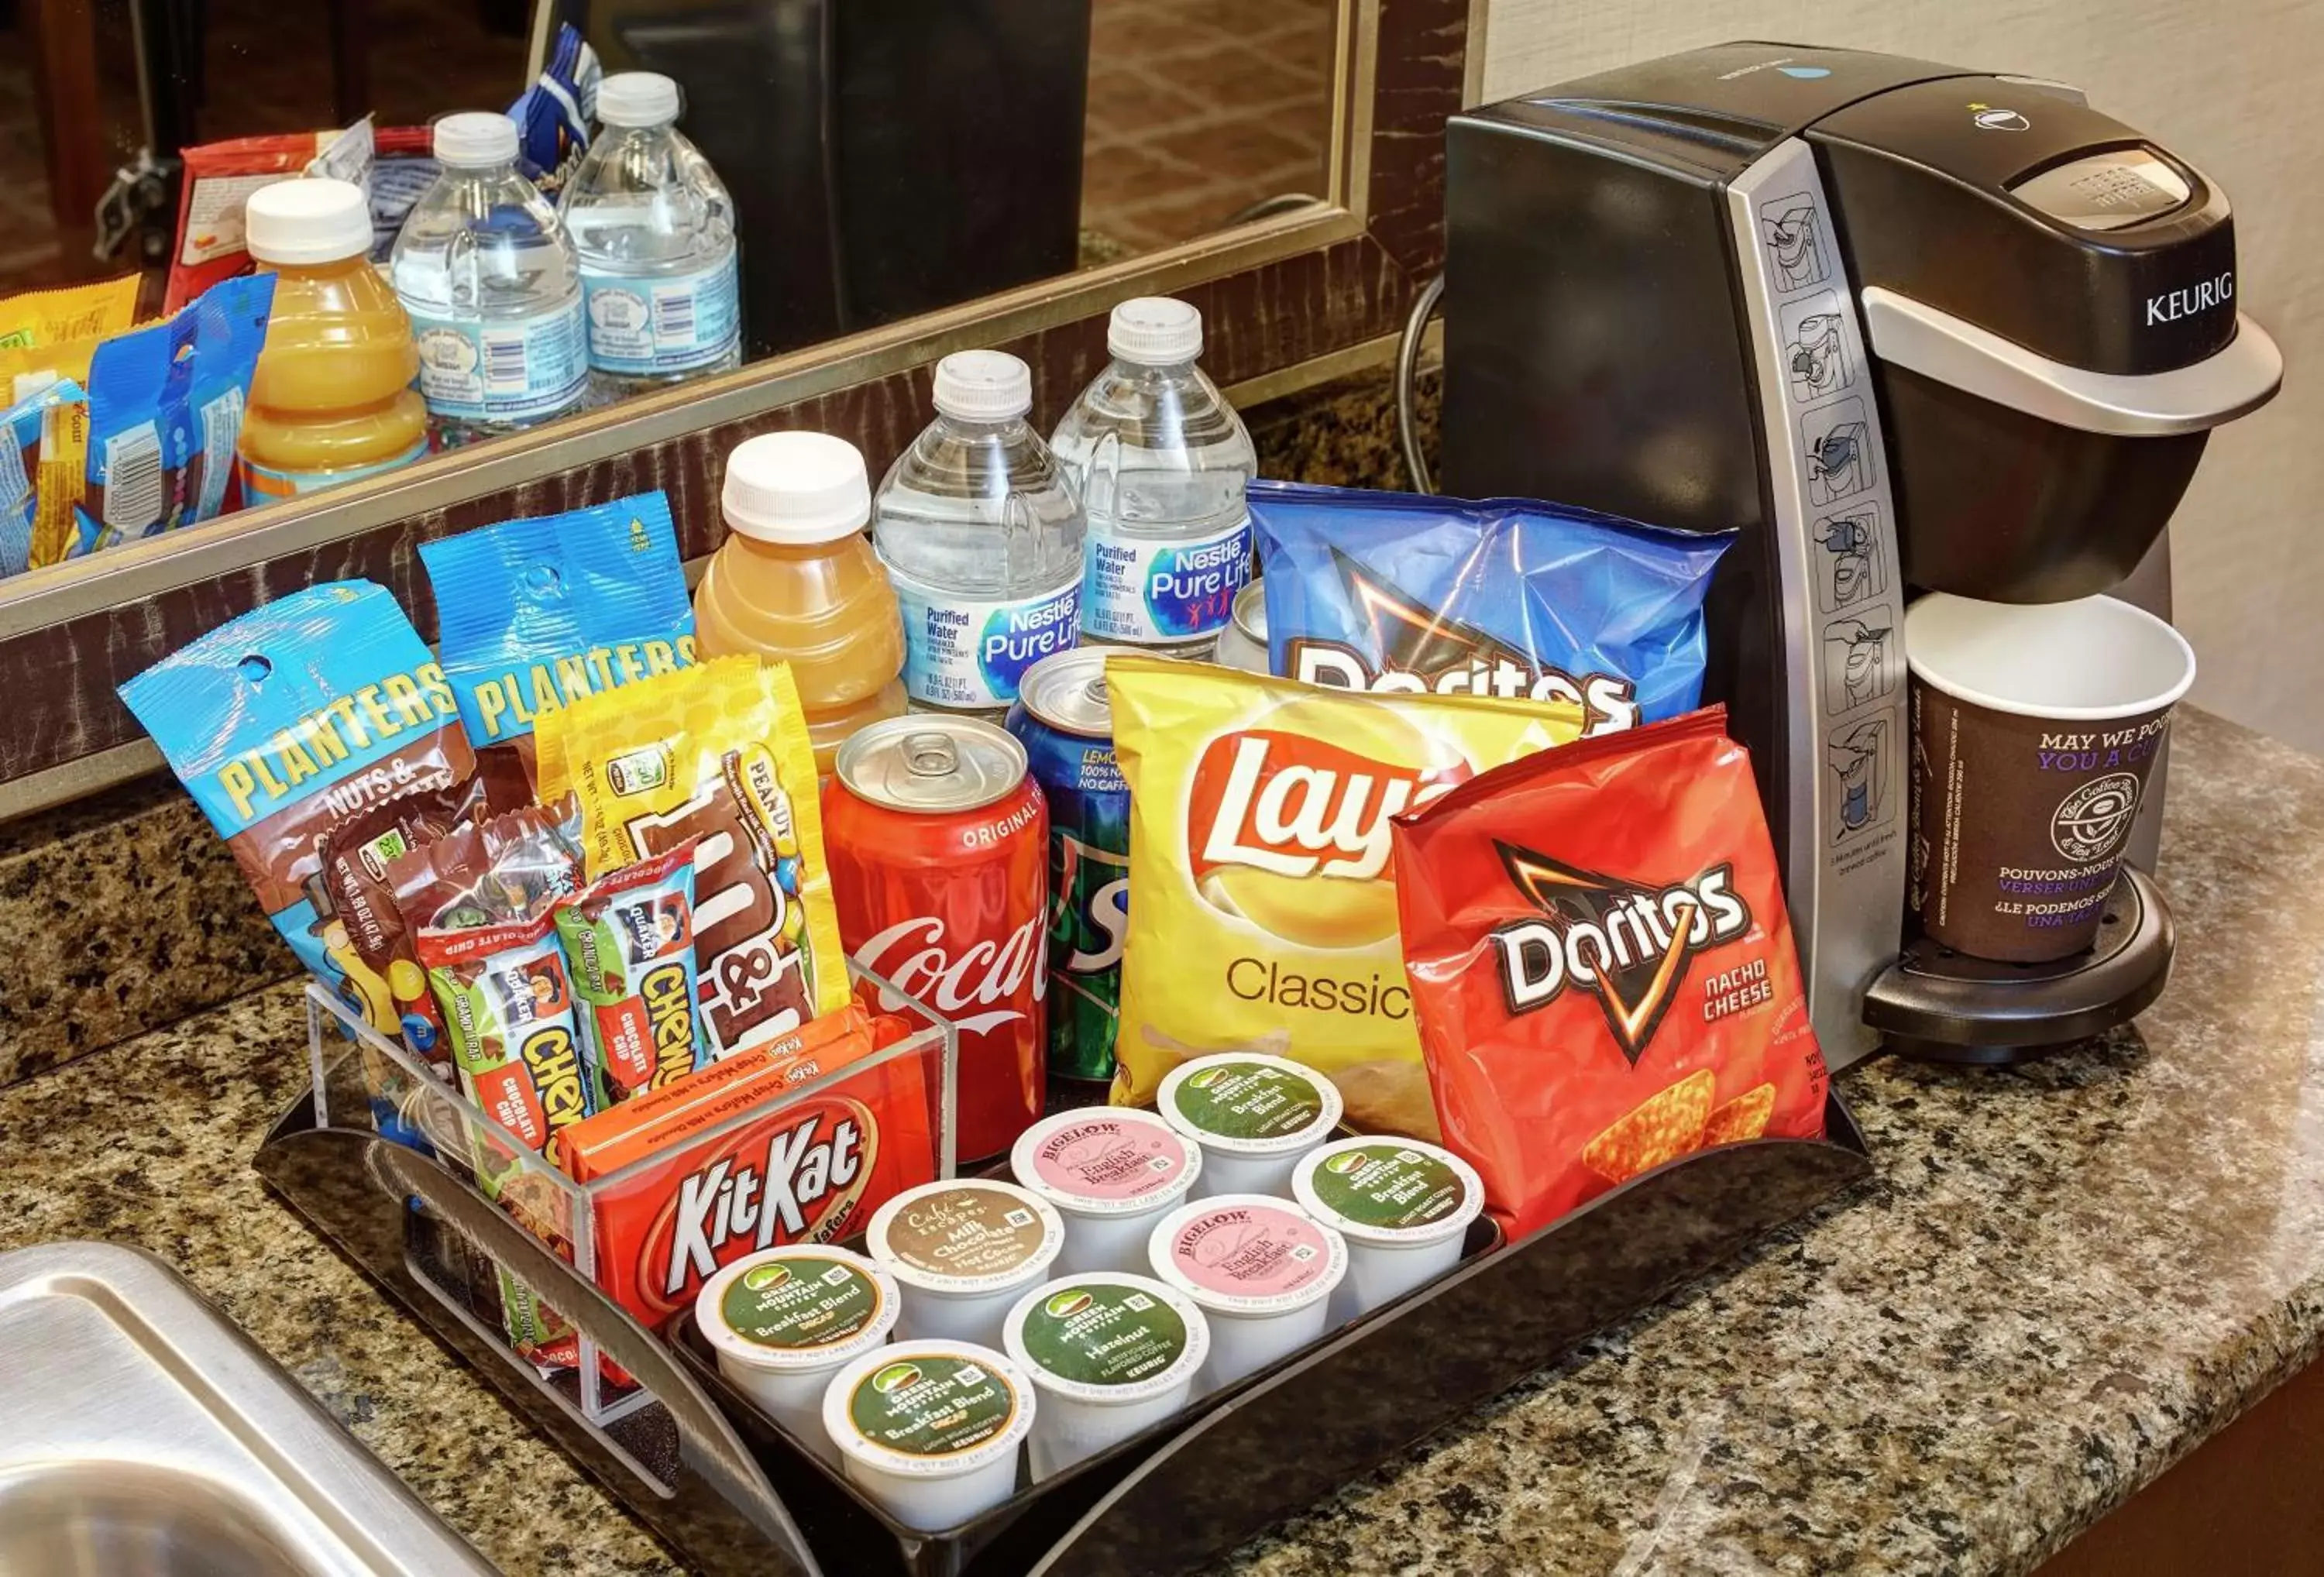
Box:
826 716 1048 1163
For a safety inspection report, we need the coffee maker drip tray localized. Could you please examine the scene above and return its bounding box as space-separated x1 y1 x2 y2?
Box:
1862 867 2174 1065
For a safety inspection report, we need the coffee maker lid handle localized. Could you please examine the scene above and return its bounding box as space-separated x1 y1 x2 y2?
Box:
1861 285 2282 438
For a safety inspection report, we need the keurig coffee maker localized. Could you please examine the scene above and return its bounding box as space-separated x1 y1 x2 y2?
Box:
1438 43 2282 1068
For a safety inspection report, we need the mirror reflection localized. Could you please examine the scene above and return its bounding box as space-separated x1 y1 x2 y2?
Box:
0 0 1339 579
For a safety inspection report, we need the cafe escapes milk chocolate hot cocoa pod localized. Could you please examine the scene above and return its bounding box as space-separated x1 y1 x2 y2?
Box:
1388 706 1827 1239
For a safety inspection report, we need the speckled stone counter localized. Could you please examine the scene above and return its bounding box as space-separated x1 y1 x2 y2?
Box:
5 704 2320 1576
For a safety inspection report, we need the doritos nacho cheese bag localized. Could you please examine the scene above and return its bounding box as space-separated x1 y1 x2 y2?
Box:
538 656 851 1057
420 490 696 802
1250 481 1728 736
120 580 475 1012
1108 655 1594 1139
1390 707 1827 1239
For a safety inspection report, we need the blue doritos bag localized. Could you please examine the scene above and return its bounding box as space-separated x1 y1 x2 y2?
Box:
418 489 695 800
1251 480 1731 737
119 581 477 1008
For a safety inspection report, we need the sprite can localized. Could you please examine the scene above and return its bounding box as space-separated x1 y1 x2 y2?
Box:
1006 648 1130 1082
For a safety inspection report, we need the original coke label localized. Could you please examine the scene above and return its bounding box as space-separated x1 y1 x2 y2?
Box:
853 911 1048 1036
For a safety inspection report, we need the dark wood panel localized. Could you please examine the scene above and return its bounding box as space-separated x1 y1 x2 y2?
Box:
0 0 1466 793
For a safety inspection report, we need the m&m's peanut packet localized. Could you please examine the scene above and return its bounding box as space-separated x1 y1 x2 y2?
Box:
538 656 851 1060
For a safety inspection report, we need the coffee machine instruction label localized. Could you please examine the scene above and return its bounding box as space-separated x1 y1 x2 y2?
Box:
1731 146 1910 1067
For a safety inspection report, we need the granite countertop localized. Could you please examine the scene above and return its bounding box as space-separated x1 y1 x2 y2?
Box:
6 705 2322 1575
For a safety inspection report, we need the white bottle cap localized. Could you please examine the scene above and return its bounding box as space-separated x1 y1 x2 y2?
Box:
722 430 873 545
932 350 1033 422
245 178 373 265
432 112 520 168
1107 297 1203 366
596 72 682 129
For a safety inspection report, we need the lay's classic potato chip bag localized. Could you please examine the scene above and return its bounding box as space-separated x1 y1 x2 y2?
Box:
1107 655 1593 1139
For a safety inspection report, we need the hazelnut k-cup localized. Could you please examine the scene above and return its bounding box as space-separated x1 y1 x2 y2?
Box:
1905 593 2195 964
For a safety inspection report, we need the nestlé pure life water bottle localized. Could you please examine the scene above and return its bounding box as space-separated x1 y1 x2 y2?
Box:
390 112 589 444
559 71 741 399
1050 297 1256 658
872 350 1085 717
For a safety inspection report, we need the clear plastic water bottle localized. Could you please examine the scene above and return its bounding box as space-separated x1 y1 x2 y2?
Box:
391 112 588 444
559 72 741 400
873 350 1085 717
1050 297 1257 658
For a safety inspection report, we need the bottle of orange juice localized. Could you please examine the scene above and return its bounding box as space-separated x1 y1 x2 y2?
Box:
237 178 428 502
695 431 907 773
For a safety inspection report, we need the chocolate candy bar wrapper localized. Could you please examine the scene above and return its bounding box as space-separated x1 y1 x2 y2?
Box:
538 655 851 1059
553 839 708 1105
385 802 585 933
419 490 695 804
117 580 476 1018
417 911 595 1370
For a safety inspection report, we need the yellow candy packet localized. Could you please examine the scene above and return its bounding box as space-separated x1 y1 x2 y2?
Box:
1106 655 1593 1139
0 276 140 353
536 655 851 1059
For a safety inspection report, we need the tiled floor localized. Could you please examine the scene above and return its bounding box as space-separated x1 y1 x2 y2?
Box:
1080 0 1339 253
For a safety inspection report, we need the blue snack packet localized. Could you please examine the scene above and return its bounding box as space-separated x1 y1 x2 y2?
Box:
418 489 695 799
1251 479 1731 737
183 272 275 524
118 581 478 1012
510 22 600 194
0 376 85 577
75 311 196 552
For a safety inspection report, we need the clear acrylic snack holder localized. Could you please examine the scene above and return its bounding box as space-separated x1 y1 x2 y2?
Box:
300 960 957 1434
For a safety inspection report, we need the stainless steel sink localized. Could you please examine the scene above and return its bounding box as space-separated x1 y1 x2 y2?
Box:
0 1242 496 1576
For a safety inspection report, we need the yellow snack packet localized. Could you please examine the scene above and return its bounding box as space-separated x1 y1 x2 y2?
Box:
536 655 851 1058
1106 655 1590 1138
0 276 140 353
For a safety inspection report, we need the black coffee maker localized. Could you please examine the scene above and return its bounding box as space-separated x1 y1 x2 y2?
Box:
1438 43 2281 1068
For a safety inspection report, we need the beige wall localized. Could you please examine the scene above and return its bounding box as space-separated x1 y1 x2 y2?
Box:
1473 0 2324 751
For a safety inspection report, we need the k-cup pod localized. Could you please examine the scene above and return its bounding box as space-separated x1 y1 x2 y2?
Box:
1157 1052 1344 1199
694 1246 900 1466
1001 1272 1209 1479
821 1339 1033 1531
1010 1108 1203 1275
1147 1194 1348 1391
1291 1136 1483 1324
867 1179 1066 1348
1906 593 2195 963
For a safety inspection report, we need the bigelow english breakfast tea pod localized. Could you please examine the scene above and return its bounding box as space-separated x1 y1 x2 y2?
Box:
1906 594 2195 964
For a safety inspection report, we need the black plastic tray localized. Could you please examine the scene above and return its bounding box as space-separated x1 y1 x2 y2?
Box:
257 1077 1871 1577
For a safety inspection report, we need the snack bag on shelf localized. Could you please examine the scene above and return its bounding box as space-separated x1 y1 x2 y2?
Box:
1390 706 1827 1239
1250 480 1728 734
0 275 139 351
418 490 695 802
166 132 336 314
1 377 87 577
1105 655 1595 1138
183 272 274 524
117 580 476 1011
538 656 852 1056
74 311 195 549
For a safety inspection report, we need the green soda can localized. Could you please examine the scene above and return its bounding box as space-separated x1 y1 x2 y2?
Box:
1005 648 1131 1082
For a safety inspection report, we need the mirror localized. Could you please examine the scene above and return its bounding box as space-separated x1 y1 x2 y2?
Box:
2 0 1345 578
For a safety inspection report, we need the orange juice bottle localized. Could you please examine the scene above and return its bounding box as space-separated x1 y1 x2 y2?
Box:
237 178 428 501
694 431 907 773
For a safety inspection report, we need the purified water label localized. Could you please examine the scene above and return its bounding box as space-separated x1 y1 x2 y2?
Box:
894 572 1079 710
411 296 588 423
1081 517 1253 644
582 248 741 375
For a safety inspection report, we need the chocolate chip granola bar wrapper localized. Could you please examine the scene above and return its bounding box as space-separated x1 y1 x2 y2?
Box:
538 655 851 1058
118 580 476 1011
553 839 709 1103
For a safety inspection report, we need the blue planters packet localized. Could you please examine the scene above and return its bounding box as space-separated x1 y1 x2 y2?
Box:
118 580 477 1009
1250 479 1732 737
418 489 696 800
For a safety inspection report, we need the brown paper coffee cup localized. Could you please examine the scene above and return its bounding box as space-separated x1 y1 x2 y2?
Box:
1905 594 2195 964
